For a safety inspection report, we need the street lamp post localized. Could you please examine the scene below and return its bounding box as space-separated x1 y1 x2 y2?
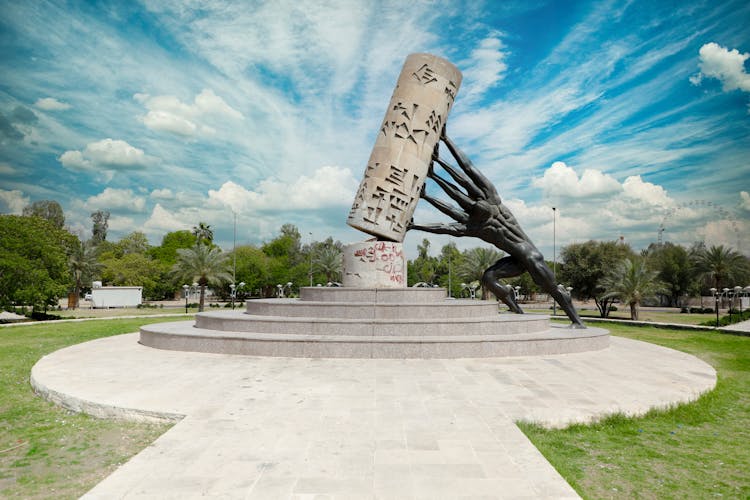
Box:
230 281 246 310
182 284 189 314
448 252 452 298
309 232 314 287
710 287 718 327
460 283 476 300
732 286 742 323
552 207 557 317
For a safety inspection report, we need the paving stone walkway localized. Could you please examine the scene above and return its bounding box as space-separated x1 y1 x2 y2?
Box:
31 334 716 499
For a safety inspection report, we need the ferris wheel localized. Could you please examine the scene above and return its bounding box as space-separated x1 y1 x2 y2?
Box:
657 200 742 252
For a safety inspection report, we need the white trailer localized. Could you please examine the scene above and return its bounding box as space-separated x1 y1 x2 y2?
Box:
90 286 143 308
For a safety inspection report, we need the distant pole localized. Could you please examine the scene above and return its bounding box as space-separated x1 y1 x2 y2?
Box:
232 211 237 284
448 252 452 298
309 232 313 287
552 207 557 316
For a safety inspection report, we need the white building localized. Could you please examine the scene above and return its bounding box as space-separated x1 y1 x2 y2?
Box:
90 282 143 308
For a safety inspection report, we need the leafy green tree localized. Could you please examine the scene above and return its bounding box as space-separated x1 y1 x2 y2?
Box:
68 240 100 308
149 231 197 265
192 222 213 244
231 245 271 297
313 244 343 283
0 215 77 310
261 225 307 294
90 210 110 244
693 244 748 292
457 247 503 299
172 244 232 311
407 239 439 286
100 253 165 300
558 240 636 317
645 243 696 307
22 200 65 229
601 258 667 320
117 231 150 255
435 242 463 297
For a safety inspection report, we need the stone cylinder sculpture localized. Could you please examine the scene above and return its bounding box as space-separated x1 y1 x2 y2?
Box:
347 53 462 242
342 240 406 288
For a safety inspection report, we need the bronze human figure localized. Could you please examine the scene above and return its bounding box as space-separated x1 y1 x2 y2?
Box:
409 129 585 328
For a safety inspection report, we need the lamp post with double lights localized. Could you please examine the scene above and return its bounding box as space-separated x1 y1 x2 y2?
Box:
230 281 245 310
729 285 747 323
277 282 293 298
461 282 477 300
710 288 718 327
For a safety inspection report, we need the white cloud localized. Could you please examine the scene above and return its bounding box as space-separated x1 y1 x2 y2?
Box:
143 110 198 136
150 188 174 200
461 34 508 102
59 138 157 172
532 161 621 198
107 215 136 231
142 203 191 233
207 165 359 213
690 42 750 92
58 150 91 170
741 191 750 211
135 88 243 137
0 163 17 175
34 97 72 111
85 187 146 212
0 189 30 214
622 175 672 207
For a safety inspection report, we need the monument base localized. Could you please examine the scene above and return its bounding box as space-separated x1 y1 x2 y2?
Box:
342 240 406 288
140 287 608 359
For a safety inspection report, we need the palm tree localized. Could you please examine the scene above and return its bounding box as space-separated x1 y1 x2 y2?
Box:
314 245 343 283
192 222 214 245
601 258 666 320
457 247 503 299
693 244 747 291
172 244 232 311
68 240 100 309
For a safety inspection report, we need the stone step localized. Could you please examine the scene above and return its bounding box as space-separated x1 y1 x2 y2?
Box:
194 311 549 337
246 298 498 319
140 321 609 359
299 287 447 303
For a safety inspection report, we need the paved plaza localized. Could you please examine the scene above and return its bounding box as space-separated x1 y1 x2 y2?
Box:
32 333 716 499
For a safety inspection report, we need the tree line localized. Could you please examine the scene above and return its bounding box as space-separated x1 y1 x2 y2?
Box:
2 200 748 318
409 237 749 320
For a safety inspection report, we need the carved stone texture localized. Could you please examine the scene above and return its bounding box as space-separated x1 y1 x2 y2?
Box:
342 240 406 288
347 53 462 242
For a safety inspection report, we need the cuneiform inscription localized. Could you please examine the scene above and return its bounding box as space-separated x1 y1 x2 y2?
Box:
348 160 426 234
412 64 438 85
380 100 443 151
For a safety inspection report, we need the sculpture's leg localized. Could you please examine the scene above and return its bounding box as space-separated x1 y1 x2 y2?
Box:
523 254 586 328
482 257 525 313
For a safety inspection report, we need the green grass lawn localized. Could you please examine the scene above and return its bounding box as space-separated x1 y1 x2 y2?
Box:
0 318 180 499
2 318 748 498
519 323 750 499
525 307 717 326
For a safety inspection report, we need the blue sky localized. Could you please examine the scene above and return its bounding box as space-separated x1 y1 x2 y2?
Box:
1 0 749 259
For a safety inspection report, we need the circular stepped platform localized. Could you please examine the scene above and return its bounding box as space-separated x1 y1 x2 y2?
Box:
140 287 609 358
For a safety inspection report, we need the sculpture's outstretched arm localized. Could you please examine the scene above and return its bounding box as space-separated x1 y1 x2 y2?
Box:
441 133 498 200
409 222 467 237
422 192 468 223
434 157 483 200
427 170 474 212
